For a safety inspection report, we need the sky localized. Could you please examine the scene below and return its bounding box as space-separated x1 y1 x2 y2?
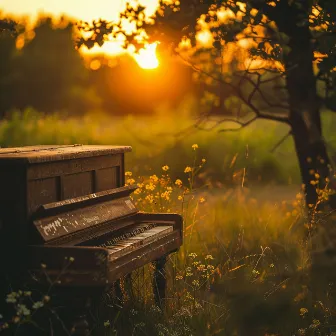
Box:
0 0 161 64
0 0 158 22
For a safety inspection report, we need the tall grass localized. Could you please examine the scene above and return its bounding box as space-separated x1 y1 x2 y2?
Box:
1 107 335 186
1 108 336 335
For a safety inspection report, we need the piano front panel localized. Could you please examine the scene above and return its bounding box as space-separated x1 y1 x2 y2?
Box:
27 154 124 215
27 154 123 180
63 171 93 199
27 177 59 214
95 166 120 191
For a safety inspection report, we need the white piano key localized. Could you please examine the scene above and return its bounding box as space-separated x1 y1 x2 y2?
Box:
107 225 173 259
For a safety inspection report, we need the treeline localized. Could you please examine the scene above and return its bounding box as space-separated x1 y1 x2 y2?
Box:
0 16 197 117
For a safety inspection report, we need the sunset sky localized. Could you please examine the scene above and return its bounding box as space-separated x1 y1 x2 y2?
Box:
0 0 161 67
0 0 158 22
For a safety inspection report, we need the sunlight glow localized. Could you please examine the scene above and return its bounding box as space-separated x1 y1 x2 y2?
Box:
196 30 213 47
133 43 159 69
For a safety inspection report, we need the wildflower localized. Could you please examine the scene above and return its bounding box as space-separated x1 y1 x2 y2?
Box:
161 191 170 201
306 157 312 163
145 183 156 191
175 179 182 186
17 304 31 316
197 264 206 271
32 301 44 309
205 254 214 260
296 193 303 200
126 178 135 185
201 158 206 163
192 144 198 150
314 173 320 179
104 320 111 327
192 280 200 287
13 316 20 323
188 253 197 258
150 175 159 182
292 209 298 216
130 309 138 316
311 319 320 328
199 197 205 203
69 257 75 262
145 195 154 203
43 295 50 303
6 292 17 303
125 171 132 177
178 195 183 201
184 166 192 173
162 165 169 171
300 307 308 316
175 275 183 280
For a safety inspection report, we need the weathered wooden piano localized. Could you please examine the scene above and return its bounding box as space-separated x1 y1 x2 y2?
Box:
0 145 183 334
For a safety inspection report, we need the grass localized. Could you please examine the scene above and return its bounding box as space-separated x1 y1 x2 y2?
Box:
1 109 336 335
1 107 335 186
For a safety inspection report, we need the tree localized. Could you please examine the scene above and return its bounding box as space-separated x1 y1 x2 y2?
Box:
78 0 336 211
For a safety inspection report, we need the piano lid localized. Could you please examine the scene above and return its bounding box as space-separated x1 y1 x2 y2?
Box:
0 145 132 165
32 185 139 244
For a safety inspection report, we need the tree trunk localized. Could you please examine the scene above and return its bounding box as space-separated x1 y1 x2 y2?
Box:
281 2 336 211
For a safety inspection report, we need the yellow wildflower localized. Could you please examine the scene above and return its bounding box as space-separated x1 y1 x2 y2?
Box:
145 183 155 191
178 195 183 201
125 171 132 176
175 179 183 186
192 144 198 150
199 197 205 203
201 158 206 163
184 166 192 173
162 165 169 171
150 174 159 182
126 178 135 185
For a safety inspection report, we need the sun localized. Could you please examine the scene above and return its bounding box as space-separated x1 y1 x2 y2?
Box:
133 43 159 69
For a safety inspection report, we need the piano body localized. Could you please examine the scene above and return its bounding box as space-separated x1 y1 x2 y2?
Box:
0 145 183 334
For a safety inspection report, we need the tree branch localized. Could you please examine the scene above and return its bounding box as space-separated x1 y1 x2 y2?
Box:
177 52 290 125
270 130 292 153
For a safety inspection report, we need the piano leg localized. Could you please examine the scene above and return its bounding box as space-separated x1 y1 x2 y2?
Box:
124 273 134 302
153 255 167 309
66 289 91 336
113 279 123 306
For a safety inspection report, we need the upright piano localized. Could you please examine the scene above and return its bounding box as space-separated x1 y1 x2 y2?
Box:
0 145 183 334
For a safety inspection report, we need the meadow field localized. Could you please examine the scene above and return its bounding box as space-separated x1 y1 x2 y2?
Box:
1 109 336 335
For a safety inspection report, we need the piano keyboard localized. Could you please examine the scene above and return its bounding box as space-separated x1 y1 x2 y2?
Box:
103 224 173 260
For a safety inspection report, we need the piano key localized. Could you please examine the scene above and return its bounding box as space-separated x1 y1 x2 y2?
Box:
108 226 173 259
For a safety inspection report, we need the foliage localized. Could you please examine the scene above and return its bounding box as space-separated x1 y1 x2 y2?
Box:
78 0 336 113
